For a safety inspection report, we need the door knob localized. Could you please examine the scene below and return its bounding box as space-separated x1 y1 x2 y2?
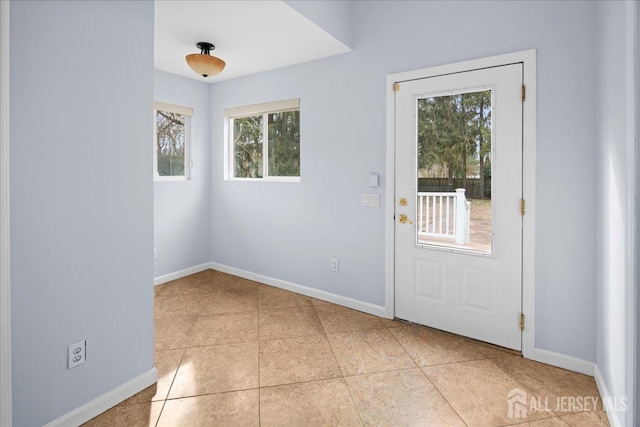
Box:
398 214 413 224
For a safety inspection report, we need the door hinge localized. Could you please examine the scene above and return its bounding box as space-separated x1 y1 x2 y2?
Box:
521 84 526 101
520 199 526 216
393 82 400 92
520 313 525 331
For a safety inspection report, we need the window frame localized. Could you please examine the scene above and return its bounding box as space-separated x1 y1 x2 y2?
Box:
153 101 193 182
225 98 300 182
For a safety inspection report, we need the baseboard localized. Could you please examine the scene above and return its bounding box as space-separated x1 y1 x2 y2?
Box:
594 364 625 427
530 347 595 376
44 368 157 427
154 263 211 286
209 262 388 318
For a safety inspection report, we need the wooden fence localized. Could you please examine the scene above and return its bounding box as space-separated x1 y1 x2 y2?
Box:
418 178 491 199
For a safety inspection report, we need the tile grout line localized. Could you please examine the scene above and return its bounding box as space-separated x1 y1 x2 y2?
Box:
165 385 261 402
259 373 345 391
384 326 492 427
312 303 344 377
385 324 421 371
341 377 365 426
154 347 187 426
386 324 518 367
153 400 166 427
257 294 261 427
340 364 437 380
500 415 570 426
417 354 512 369
484 357 575 421
318 307 349 379
323 324 400 338
419 368 471 427
313 303 365 426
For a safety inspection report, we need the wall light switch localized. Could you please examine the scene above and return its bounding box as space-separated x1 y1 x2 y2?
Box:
362 194 380 207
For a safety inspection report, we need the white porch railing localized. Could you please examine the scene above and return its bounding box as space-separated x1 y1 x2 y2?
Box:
417 189 470 244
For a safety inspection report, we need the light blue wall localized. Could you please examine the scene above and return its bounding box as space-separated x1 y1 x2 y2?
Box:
10 1 154 425
210 1 598 361
154 70 211 278
285 0 353 48
595 1 637 425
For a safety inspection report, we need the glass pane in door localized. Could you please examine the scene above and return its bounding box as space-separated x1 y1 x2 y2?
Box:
416 90 492 253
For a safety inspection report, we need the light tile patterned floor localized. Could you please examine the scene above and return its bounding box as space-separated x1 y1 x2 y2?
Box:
84 270 609 426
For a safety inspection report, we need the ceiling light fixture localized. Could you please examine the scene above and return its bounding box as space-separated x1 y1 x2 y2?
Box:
185 42 226 78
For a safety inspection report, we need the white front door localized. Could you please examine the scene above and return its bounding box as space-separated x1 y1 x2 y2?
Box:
394 64 523 350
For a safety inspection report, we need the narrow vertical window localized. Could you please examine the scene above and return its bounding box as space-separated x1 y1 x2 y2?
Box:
153 102 193 180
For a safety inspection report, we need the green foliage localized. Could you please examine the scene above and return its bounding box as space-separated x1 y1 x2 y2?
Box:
484 161 492 179
156 111 185 176
233 110 300 178
268 110 300 177
417 91 491 181
233 115 263 178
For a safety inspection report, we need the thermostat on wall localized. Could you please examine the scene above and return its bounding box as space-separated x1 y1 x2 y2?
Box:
369 173 379 188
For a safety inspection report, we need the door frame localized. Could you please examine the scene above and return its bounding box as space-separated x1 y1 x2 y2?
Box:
385 49 536 359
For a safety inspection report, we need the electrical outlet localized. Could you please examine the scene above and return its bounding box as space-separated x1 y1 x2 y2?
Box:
154 248 157 260
331 258 339 272
68 340 86 369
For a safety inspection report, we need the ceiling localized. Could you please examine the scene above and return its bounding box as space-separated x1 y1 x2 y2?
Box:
154 1 351 83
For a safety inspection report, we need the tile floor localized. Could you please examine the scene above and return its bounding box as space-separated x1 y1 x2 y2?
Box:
84 270 609 426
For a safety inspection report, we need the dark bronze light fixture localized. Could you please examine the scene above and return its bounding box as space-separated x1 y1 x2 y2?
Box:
185 42 226 78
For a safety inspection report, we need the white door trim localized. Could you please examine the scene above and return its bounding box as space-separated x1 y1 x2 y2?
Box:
385 49 536 359
0 0 11 425
626 2 638 425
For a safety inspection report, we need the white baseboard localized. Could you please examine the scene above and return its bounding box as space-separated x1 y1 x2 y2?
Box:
209 262 388 318
44 368 157 427
530 347 595 376
154 263 212 286
594 364 625 427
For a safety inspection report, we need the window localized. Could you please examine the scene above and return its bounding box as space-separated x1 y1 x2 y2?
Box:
225 99 300 181
154 102 193 180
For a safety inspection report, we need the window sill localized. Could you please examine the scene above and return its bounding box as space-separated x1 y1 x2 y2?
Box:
227 177 300 183
154 176 190 182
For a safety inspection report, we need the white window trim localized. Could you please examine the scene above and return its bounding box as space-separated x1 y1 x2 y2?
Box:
224 98 298 118
153 102 193 182
225 98 300 182
154 101 193 117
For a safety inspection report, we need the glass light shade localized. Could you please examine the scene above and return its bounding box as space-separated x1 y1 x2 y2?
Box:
185 54 226 77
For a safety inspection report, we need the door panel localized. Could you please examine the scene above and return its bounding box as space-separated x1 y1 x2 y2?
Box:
394 64 523 350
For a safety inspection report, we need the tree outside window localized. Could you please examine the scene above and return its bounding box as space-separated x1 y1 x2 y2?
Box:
153 102 192 180
227 99 300 181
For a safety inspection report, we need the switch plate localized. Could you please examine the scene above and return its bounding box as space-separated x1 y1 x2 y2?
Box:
362 194 380 207
68 340 86 369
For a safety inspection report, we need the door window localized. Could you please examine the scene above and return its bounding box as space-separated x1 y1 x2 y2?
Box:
416 90 492 254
